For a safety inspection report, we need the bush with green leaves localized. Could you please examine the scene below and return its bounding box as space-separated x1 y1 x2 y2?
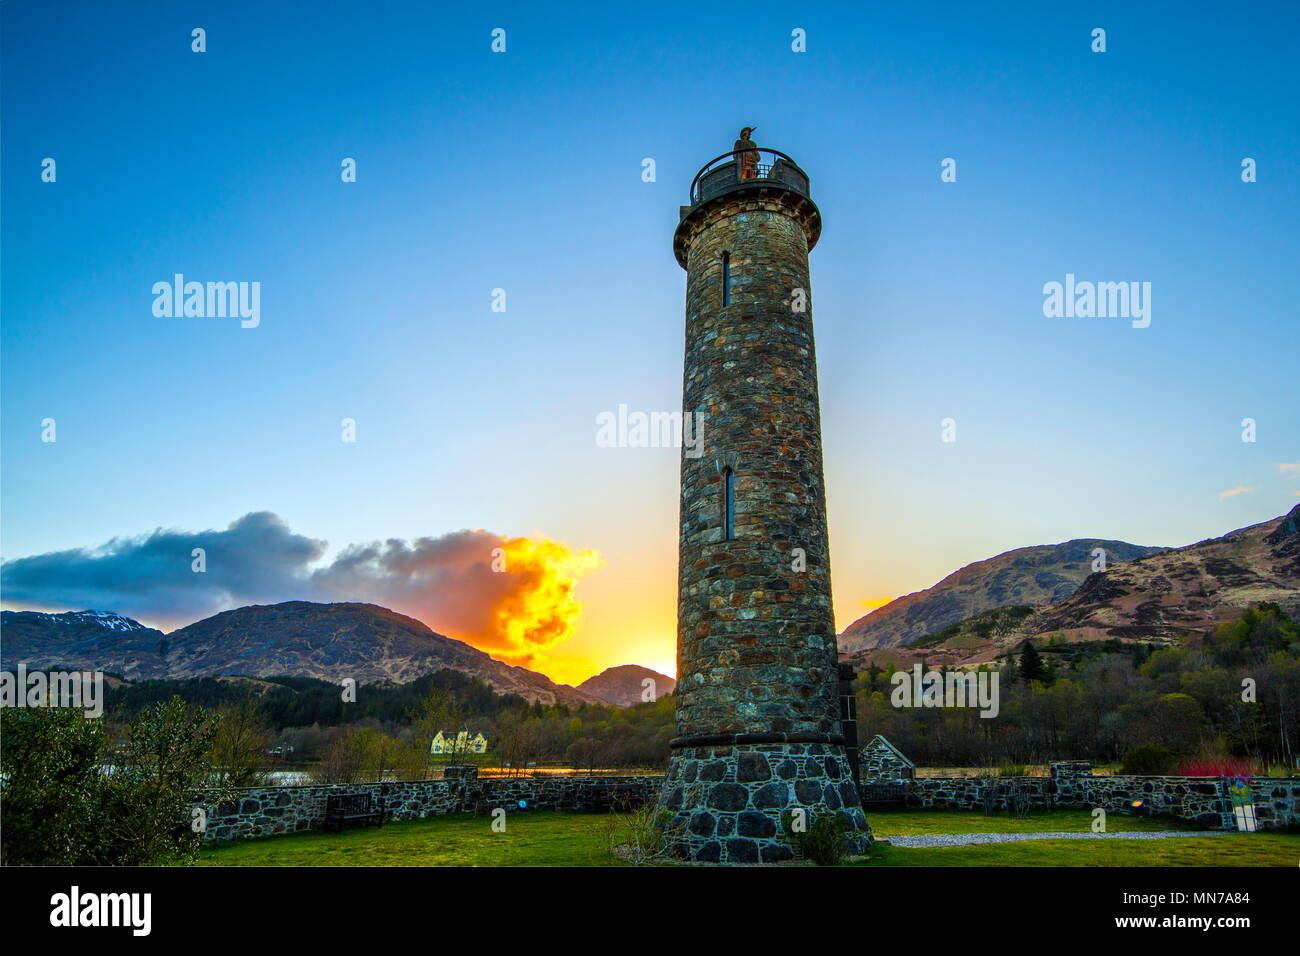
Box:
0 696 222 866
781 809 855 866
1121 743 1177 775
0 706 107 865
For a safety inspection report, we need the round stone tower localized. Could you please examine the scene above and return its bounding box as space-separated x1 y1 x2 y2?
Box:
658 139 870 862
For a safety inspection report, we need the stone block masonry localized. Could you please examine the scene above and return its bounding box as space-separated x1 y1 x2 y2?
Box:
660 742 864 863
194 769 661 842
892 761 1299 831
195 763 1299 842
661 145 870 862
861 734 915 783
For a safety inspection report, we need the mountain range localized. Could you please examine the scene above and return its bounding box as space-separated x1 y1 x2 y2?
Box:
576 664 676 707
841 504 1300 672
6 505 1297 701
839 538 1169 652
0 601 603 707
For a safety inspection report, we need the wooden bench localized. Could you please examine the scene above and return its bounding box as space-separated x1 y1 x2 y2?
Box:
860 783 910 811
324 793 385 833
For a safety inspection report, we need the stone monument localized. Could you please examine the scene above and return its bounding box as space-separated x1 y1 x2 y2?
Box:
658 134 871 862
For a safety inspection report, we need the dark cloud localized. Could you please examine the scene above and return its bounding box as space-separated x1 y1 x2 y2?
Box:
1 512 327 629
1 512 599 662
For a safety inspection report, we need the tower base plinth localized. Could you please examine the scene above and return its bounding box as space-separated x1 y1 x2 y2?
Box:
658 741 872 863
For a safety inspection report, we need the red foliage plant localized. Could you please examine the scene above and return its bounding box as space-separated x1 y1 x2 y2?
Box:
1176 756 1255 778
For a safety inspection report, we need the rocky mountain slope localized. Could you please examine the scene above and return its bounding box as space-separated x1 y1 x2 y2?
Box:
840 539 1167 651
577 664 676 707
1 609 169 676
1 601 600 707
844 505 1300 672
1026 505 1300 644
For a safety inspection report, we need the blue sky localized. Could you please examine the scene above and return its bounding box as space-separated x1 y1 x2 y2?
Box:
3 0 1297 682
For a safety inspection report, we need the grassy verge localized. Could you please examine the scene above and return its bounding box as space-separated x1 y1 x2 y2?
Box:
199 808 1297 867
201 811 619 867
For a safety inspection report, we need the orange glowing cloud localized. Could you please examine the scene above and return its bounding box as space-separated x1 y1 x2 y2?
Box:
307 527 603 669
479 536 604 667
0 512 606 678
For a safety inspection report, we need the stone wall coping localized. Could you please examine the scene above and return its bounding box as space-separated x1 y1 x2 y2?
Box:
195 773 668 796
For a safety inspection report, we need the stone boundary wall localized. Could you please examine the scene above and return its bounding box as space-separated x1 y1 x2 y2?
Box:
196 768 663 842
198 763 1299 841
902 763 1298 830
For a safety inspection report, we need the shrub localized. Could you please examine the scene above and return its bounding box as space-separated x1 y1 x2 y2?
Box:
604 803 683 865
0 697 220 866
1121 744 1176 775
781 810 854 866
98 696 224 865
0 707 107 865
1177 756 1255 777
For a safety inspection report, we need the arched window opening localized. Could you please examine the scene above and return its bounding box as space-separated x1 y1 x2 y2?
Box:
722 252 730 307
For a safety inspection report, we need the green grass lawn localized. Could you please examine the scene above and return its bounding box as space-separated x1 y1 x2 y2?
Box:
201 812 619 867
199 808 1299 867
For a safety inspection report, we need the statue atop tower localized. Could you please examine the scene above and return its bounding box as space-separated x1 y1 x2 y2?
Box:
733 126 759 179
659 133 871 862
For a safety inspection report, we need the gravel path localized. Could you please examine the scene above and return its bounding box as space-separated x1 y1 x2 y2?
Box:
885 831 1228 848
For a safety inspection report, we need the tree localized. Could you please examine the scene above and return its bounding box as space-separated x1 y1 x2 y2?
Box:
408 689 461 778
566 737 607 773
0 707 106 865
209 699 270 787
866 662 883 693
495 712 548 775
1002 649 1019 685
1019 641 1045 683
0 697 221 866
98 696 223 865
316 733 366 784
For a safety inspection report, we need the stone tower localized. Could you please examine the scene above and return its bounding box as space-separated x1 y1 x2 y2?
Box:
659 138 870 862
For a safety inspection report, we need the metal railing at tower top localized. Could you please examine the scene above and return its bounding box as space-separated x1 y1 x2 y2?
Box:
688 147 811 206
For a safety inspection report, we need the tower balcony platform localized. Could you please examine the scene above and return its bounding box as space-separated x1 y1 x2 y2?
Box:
675 147 821 268
687 147 812 207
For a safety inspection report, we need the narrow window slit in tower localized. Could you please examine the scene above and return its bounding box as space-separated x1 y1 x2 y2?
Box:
724 468 735 540
722 252 730 307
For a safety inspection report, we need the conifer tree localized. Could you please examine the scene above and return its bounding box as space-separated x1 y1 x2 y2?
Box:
1018 641 1045 683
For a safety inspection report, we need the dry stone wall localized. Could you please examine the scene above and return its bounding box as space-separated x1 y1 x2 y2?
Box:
195 768 661 842
891 761 1298 830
